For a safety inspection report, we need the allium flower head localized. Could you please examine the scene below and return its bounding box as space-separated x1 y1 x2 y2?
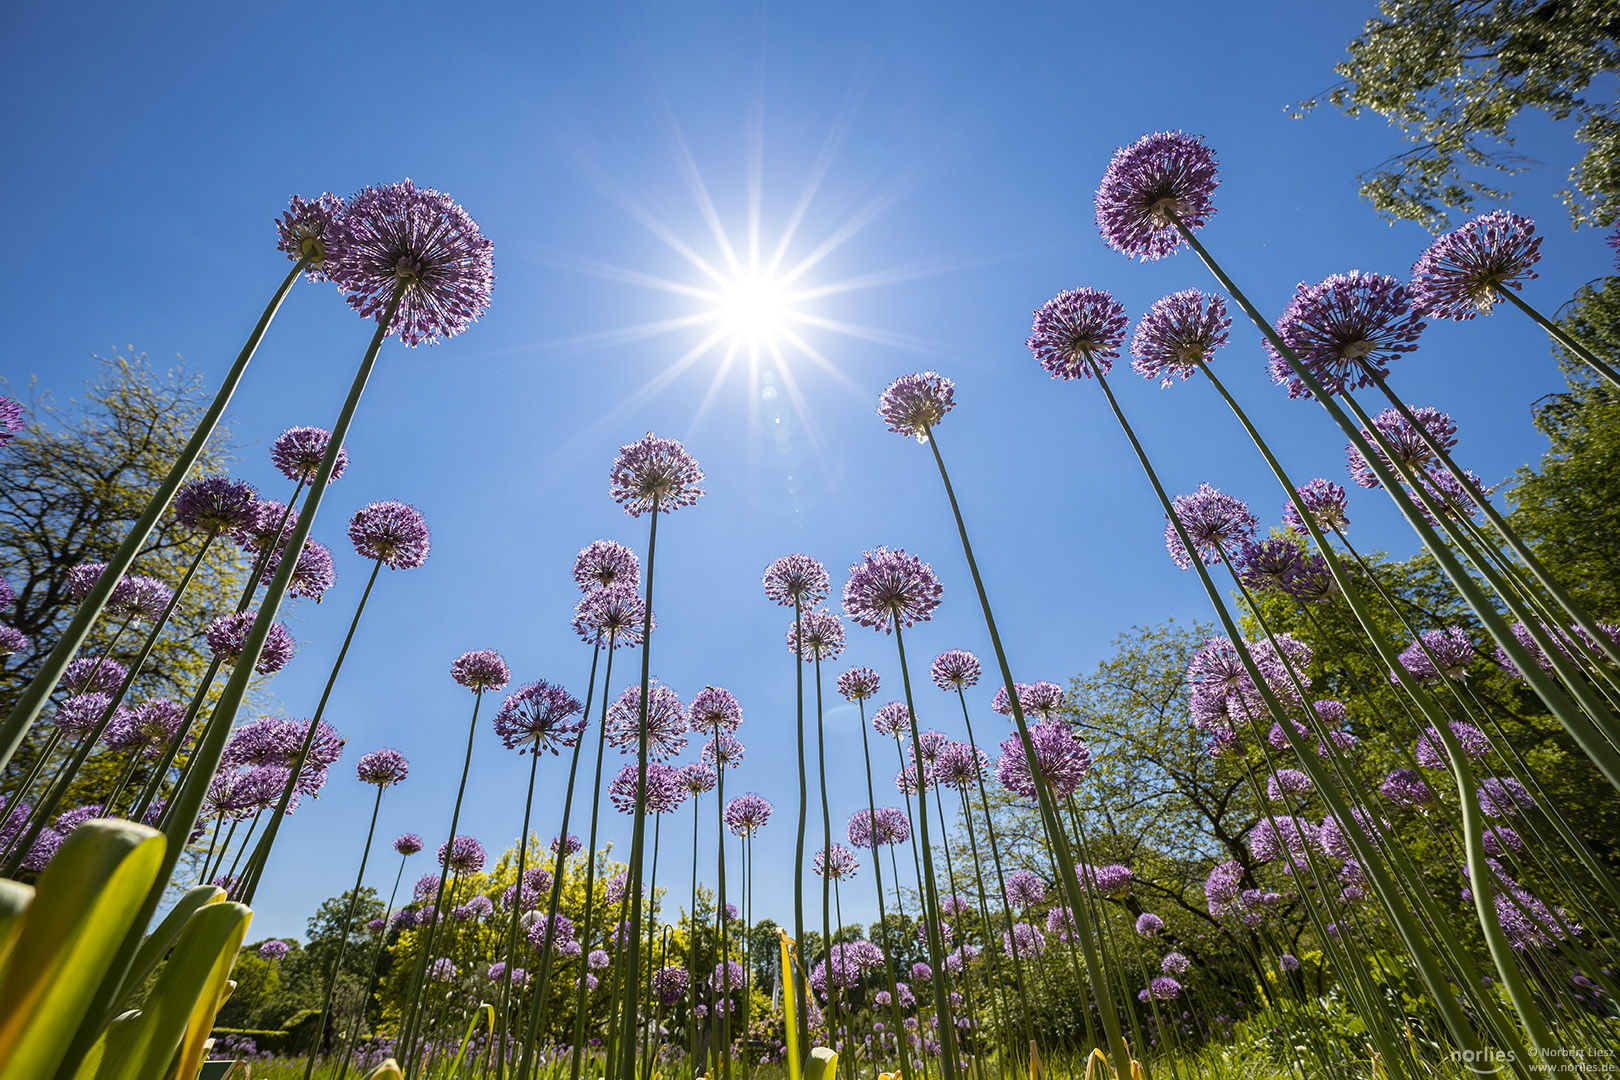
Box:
0 396 24 445
813 843 861 880
451 649 509 692
175 475 258 533
0 627 28 658
1283 478 1350 534
1078 863 1133 897
65 562 109 600
724 792 774 837
1346 406 1458 490
51 693 117 738
574 540 640 592
609 432 705 516
271 427 349 485
1379 768 1434 807
348 501 431 569
438 835 487 875
712 960 747 992
837 666 881 702
1238 537 1304 595
109 698 185 756
877 371 955 440
1004 869 1048 910
234 500 298 553
991 683 1029 717
1165 483 1258 569
896 763 928 795
701 730 746 770
933 741 990 791
551 832 582 856
572 583 651 648
1248 816 1316 863
1143 976 1183 1001
495 680 585 755
395 833 424 856
1002 922 1047 960
1396 627 1475 685
258 939 290 961
105 575 172 622
1130 290 1230 386
679 761 717 795
1095 131 1219 260
275 192 346 279
843 547 943 631
266 539 335 601
206 613 297 674
1478 777 1536 817
1020 681 1065 718
1027 288 1130 379
763 553 830 606
995 719 1092 801
1266 271 1426 400
929 649 980 691
0 576 12 609
1409 210 1541 319
1265 768 1314 801
604 680 688 760
327 178 494 347
63 657 128 695
871 701 913 739
609 761 686 815
356 748 410 787
653 966 690 1005
789 607 846 662
1136 912 1164 936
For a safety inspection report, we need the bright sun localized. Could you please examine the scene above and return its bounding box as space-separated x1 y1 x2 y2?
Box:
713 270 792 344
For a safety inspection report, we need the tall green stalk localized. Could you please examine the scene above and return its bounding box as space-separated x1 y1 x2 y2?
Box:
790 594 812 1060
853 693 914 1080
1499 287 1620 391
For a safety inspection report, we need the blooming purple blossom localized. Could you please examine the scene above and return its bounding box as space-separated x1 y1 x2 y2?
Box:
687 685 743 736
1379 768 1434 808
788 607 846 662
1020 681 1066 719
327 179 494 347
1265 769 1313 801
701 730 746 770
1095 131 1219 260
609 761 686 815
1165 483 1259 569
763 553 830 606
712 960 747 993
1004 869 1047 910
1346 406 1458 490
62 657 127 695
843 547 943 632
678 761 717 795
1478 777 1536 817
175 475 258 534
258 940 290 961
1027 288 1130 379
933 741 990 791
1279 953 1301 972
1136 912 1164 936
1002 922 1046 960
813 843 861 880
551 833 581 856
1142 976 1183 1001
1393 627 1475 686
1077 863 1133 897
494 680 585 755
395 833 423 856
1415 722 1492 769
105 698 186 757
1483 825 1526 856
0 627 28 659
271 427 349 486
356 748 410 787
871 701 913 739
1409 209 1541 320
609 432 705 516
573 540 639 592
653 966 690 1005
234 500 299 554
275 192 346 280
438 835 487 875
264 539 335 601
1238 537 1304 594
995 719 1092 801
451 649 509 692
1266 271 1426 400
0 396 24 445
604 681 688 760
105 575 172 622
877 371 955 440
348 501 431 570
837 667 881 701
1283 478 1351 534
1248 816 1317 863
572 583 650 648
847 806 910 849
205 613 297 675
929 650 980 692
1130 290 1230 386
724 792 774 837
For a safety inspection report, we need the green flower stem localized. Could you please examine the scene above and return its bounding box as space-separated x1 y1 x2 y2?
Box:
687 785 702 1070
304 781 388 1080
337 850 410 1080
221 809 264 886
240 555 386 905
854 696 915 1080
1500 287 1620 392
619 491 660 1080
813 655 837 1051
952 784 1013 1068
920 422 1130 1076
495 745 543 1080
0 258 309 775
790 594 812 1062
713 709 735 1080
569 637 619 1080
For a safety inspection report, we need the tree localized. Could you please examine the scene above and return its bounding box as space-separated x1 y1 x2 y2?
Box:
1297 0 1620 228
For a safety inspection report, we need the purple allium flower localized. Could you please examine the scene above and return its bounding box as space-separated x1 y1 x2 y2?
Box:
1478 777 1536 817
895 763 928 795
609 761 686 815
174 475 258 533
412 874 440 905
653 966 690 1005
678 761 717 795
1237 537 1304 595
0 627 28 659
929 650 980 691
0 395 24 445
1266 271 1426 400
356 748 410 787
763 553 831 606
551 832 581 856
871 701 912 739
1027 288 1130 380
366 917 385 933
912 955 937 980
429 957 460 982
1409 209 1541 320
1279 553 1343 604
264 539 335 601
107 575 173 622
573 540 640 593
1095 131 1219 260
877 371 955 441
489 962 529 987
526 912 579 954
327 179 494 347
1160 951 1192 976
995 719 1092 801
939 893 973 916
991 683 1029 717
451 649 509 692
495 680 585 755
1379 768 1434 808
258 939 290 961
1004 869 1048 910
1483 825 1526 855
348 501 431 570
1136 912 1165 936
1131 290 1231 386
933 741 990 791
1078 863 1133 897
572 583 651 649
1203 860 1244 912
205 613 297 674
1165 483 1258 569
1265 769 1313 801
837 666 881 702
1143 976 1183 1001
604 680 688 759
394 833 423 856
1283 478 1351 534
1002 922 1046 960
271 427 349 486
105 697 186 756
1278 952 1301 973
686 685 742 737
222 716 300 769
701 730 746 770
1248 816 1317 863
462 895 494 920
813 843 861 880
1042 906 1078 943
1346 406 1458 490
843 547 943 632
788 607 846 662
847 806 910 849
712 960 747 993
275 192 346 279
234 499 299 554
1414 722 1492 768
909 728 949 771
62 657 127 696
609 431 705 516
1020 681 1066 719
1317 811 1389 861
438 835 487 875
65 562 111 600
724 792 774 837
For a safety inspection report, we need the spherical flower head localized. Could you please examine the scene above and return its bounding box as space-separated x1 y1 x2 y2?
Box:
1248 816 1316 863
574 540 640 592
1027 288 1130 380
356 747 410 787
63 657 128 695
266 539 336 601
701 730 746 770
1396 627 1475 685
877 371 955 440
609 432 705 516
495 679 585 755
551 832 582 856
0 627 32 660
1346 405 1458 491
205 613 297 674
995 719 1092 801
1002 922 1046 960
933 740 989 791
327 179 494 347
609 761 686 815
572 583 651 649
1095 131 1219 260
813 843 861 880
1078 863 1133 897
711 960 747 993
1478 776 1536 817
429 958 460 982
234 499 299 554
837 666 881 702
724 792 774 837
175 475 258 534
1130 290 1230 386
653 966 690 1005
438 835 487 875
605 680 689 759
1145 976 1183 1001
1266 271 1426 400
991 682 1029 717
1165 483 1258 569
1283 478 1350 535
272 426 349 486
847 806 909 849
114 698 185 756
1379 768 1434 808
275 192 346 280
65 562 109 600
106 575 173 622
789 607 846 662
1238 537 1306 598
843 547 943 632
395 833 424 856
1136 912 1164 936
451 649 509 693
1410 210 1541 320
1265 768 1313 801
1020 681 1066 719
679 761 717 795
763 553 830 606
348 501 431 569
926 649 980 692
0 395 24 445
871 701 913 739
896 762 928 795
258 939 290 961
1004 869 1048 910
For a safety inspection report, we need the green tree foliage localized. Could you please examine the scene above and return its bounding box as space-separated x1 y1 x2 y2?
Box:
1297 0 1620 228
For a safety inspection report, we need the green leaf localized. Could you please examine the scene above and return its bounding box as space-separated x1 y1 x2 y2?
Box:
807 1046 839 1080
0 877 34 970
0 820 164 1079
448 1002 494 1076
112 885 226 1017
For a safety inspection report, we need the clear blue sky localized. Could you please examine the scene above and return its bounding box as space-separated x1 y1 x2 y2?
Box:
3 2 1610 942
